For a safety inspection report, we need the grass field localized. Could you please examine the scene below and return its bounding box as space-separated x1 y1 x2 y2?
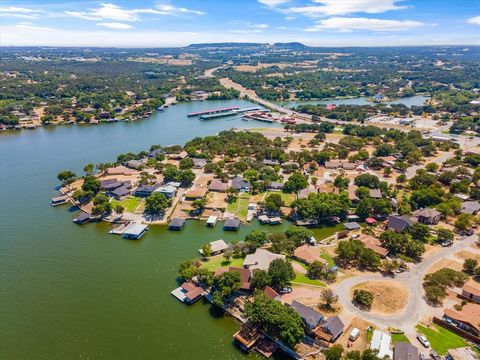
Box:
111 196 143 213
263 191 297 206
292 272 326 287
416 325 469 355
201 255 244 271
391 333 410 344
320 251 335 267
226 193 250 220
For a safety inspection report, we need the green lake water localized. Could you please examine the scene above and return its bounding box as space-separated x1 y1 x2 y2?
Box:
0 99 291 359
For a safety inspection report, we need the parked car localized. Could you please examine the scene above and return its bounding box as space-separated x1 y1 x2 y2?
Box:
462 229 475 236
441 240 453 247
419 353 427 360
430 350 441 360
417 334 430 348
349 328 360 342
279 287 292 294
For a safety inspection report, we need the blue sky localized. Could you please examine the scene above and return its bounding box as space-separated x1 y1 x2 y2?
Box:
1 0 479 47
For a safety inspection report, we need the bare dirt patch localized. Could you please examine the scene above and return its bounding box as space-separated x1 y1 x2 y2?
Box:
427 259 463 274
351 281 409 316
337 318 373 353
454 250 480 263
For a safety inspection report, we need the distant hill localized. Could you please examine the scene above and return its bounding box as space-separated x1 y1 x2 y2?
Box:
272 42 308 50
186 42 267 49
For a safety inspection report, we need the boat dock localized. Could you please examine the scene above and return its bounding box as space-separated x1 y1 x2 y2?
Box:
200 111 237 120
187 106 239 117
242 114 274 123
233 107 263 114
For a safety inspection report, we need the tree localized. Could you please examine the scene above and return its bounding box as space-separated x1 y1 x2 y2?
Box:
83 163 94 175
320 288 338 312
252 270 271 289
211 271 241 308
436 228 454 243
455 213 473 230
179 170 195 186
201 244 212 258
353 289 374 309
334 175 349 190
192 198 207 211
269 232 296 255
179 157 194 169
114 204 125 214
264 193 285 213
354 173 380 189
463 258 478 275
381 259 399 275
81 175 101 194
426 162 439 172
423 268 468 304
57 170 77 185
245 230 268 249
408 223 431 243
283 172 308 193
286 226 313 246
325 344 344 360
268 259 295 289
145 192 168 214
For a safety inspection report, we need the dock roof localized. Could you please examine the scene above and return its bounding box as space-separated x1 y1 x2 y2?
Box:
123 223 148 237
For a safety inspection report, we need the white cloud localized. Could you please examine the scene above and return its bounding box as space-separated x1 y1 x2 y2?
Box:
1 6 40 19
13 23 54 31
258 0 290 7
96 22 134 30
63 2 204 22
467 16 480 26
287 0 408 18
307 17 425 32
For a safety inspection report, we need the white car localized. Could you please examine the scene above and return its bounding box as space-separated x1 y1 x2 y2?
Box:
417 334 430 348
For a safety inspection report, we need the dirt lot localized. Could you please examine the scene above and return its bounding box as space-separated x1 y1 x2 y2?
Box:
337 318 373 353
351 281 409 316
427 258 463 274
206 192 227 210
454 250 480 263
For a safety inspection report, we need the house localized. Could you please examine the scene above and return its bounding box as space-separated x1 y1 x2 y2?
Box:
263 286 280 301
393 342 418 360
168 218 186 230
268 181 284 191
204 239 229 255
125 159 144 170
293 244 325 265
231 176 251 192
170 281 204 304
134 184 159 197
342 162 357 170
148 148 165 158
228 267 252 291
290 300 324 330
155 185 177 199
325 161 342 169
365 217 377 225
209 179 228 192
234 324 261 352
224 218 241 231
347 185 359 202
344 222 361 231
315 316 345 343
192 158 207 169
73 212 94 224
369 189 382 199
243 248 285 271
461 201 480 215
462 281 480 303
206 216 218 227
100 178 118 190
387 215 416 233
102 181 124 191
358 234 389 257
185 188 208 200
122 223 148 239
111 186 131 200
412 208 442 225
263 159 280 166
370 330 393 359
169 150 188 160
448 347 478 360
106 165 135 176
443 302 480 336
298 187 317 199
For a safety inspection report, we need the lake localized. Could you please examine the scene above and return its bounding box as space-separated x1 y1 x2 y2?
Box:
0 99 296 359
276 95 430 108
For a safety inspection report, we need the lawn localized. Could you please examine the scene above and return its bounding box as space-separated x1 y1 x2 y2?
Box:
292 272 326 287
201 255 244 271
320 251 335 267
391 332 410 344
263 191 297 206
226 193 250 220
111 196 143 213
416 325 469 355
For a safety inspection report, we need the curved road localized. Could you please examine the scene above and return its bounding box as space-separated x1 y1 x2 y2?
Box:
334 234 478 337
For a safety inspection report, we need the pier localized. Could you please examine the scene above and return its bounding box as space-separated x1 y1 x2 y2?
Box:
200 111 237 120
187 106 239 117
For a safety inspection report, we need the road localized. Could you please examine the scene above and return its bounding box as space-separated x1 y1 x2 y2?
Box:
333 234 479 342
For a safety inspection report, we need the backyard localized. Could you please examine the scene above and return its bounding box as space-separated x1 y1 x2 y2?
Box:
226 193 251 220
416 324 469 355
111 196 143 213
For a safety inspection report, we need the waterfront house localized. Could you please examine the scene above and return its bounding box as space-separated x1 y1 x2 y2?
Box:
243 248 285 271
393 342 418 360
461 281 480 303
461 201 480 215
102 181 124 191
111 186 131 200
148 148 165 158
315 316 345 343
154 185 177 199
231 176 251 192
443 303 480 336
100 178 118 189
168 218 185 230
202 239 229 255
208 179 228 192
50 194 69 206
122 223 148 240
412 208 442 225
224 218 241 231
73 212 93 225
169 150 188 160
387 215 416 233
206 216 218 227
290 300 323 330
134 184 159 197
170 281 204 304
234 324 261 352
107 165 135 176
344 222 361 231
293 244 325 265
229 267 252 291
192 158 207 169
125 159 144 170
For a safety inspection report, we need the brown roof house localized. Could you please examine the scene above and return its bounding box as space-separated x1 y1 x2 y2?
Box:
412 208 442 225
358 234 389 258
243 249 285 271
293 244 326 265
443 302 480 336
462 280 480 304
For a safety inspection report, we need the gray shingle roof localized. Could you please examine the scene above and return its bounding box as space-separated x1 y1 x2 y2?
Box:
320 316 344 339
291 300 323 328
